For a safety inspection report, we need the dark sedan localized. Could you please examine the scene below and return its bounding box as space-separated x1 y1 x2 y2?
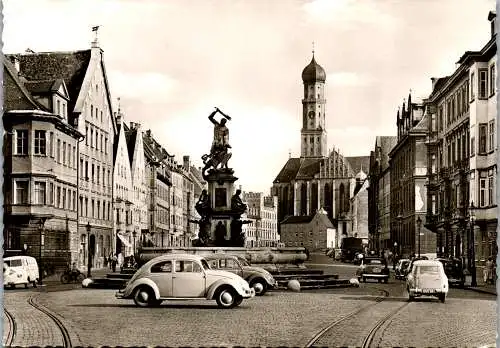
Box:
437 258 465 288
356 257 390 283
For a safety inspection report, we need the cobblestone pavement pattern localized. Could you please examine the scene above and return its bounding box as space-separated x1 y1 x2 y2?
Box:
3 283 495 347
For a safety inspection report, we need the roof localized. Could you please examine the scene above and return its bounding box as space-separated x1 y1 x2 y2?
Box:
345 156 370 175
296 158 321 179
124 123 138 167
7 50 91 115
3 55 45 111
281 215 314 225
23 78 64 95
273 158 302 183
302 54 326 83
374 136 397 172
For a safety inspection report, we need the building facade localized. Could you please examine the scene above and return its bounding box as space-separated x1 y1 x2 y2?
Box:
349 170 369 243
389 95 436 258
272 53 369 243
368 136 397 252
280 209 335 250
243 192 279 247
3 56 82 272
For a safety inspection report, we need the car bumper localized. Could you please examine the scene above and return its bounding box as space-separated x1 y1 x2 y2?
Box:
115 288 128 299
243 288 256 298
410 288 447 296
360 274 389 278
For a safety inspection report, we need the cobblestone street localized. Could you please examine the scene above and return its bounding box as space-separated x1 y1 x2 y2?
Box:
3 281 496 347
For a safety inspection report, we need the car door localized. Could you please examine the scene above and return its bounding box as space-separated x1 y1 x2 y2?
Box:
148 260 173 297
172 260 206 297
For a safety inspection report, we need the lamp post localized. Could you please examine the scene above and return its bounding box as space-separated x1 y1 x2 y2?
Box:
86 222 92 278
132 229 137 256
469 202 477 287
161 231 164 248
39 220 45 285
416 216 422 258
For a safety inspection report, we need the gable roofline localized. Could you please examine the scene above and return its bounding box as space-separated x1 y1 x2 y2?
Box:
3 55 46 111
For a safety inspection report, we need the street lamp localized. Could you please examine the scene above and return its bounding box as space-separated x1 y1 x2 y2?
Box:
469 202 477 287
132 229 137 256
39 220 45 285
86 222 92 278
417 216 422 258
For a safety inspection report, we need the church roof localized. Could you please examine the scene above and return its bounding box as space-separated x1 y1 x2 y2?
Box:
273 158 302 183
375 136 397 172
345 156 370 175
296 158 321 179
301 55 326 83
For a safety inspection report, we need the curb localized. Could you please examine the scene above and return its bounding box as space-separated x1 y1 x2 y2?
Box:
465 286 496 295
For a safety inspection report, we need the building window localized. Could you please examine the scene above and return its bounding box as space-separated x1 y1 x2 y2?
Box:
431 154 436 174
431 194 436 215
14 180 29 204
479 172 487 207
50 132 55 157
488 172 494 206
56 186 61 208
62 141 66 164
34 181 46 205
15 130 28 155
470 137 475 156
91 164 95 182
490 64 495 96
489 120 495 152
86 126 89 145
479 123 487 154
34 130 46 155
470 72 475 100
49 183 54 205
479 69 488 99
85 161 89 180
90 129 94 148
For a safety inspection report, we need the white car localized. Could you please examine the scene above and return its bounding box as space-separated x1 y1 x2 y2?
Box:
406 260 449 303
4 256 39 289
115 253 255 308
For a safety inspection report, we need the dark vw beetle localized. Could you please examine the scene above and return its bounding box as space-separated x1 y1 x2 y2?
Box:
356 257 390 283
204 254 276 296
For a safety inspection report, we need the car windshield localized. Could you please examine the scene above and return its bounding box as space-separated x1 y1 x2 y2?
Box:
366 259 382 265
4 259 22 267
418 265 440 274
200 259 211 270
402 261 410 267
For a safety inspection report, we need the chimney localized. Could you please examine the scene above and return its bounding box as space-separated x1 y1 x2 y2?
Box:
431 77 437 90
488 11 497 38
9 56 20 74
116 113 122 125
183 155 190 170
146 130 151 137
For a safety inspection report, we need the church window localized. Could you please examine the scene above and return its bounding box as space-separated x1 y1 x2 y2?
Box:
310 137 314 144
317 137 320 143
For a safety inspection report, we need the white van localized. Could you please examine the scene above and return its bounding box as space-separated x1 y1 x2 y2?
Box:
3 256 39 288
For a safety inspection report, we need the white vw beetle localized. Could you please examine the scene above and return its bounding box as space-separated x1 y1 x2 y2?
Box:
406 259 449 303
115 254 255 308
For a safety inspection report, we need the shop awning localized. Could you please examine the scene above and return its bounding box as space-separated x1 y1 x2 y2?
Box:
117 233 132 247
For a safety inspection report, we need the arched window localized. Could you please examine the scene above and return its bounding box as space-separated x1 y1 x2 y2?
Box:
311 182 318 213
339 183 345 214
283 186 289 216
300 183 307 215
324 183 332 218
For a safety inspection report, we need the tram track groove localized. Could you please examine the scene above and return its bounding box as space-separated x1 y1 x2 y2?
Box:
3 308 16 347
361 301 410 348
304 288 390 348
28 294 72 348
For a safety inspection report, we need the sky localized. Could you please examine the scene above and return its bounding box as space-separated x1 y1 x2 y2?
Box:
2 0 497 194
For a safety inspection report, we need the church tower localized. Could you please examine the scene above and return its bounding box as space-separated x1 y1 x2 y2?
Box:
301 51 327 158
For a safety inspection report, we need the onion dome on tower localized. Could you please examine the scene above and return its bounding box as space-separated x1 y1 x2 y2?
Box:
301 53 326 83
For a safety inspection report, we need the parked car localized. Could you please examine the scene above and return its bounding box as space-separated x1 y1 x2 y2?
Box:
115 253 255 308
3 256 39 289
394 259 411 280
406 260 448 303
436 258 465 288
356 257 390 283
204 254 276 296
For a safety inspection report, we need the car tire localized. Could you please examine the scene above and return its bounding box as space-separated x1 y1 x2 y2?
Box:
215 286 238 309
362 277 366 283
61 274 70 284
233 295 243 307
384 278 388 284
250 279 267 296
408 287 414 301
77 274 86 283
133 286 155 308
439 294 446 303
25 278 30 289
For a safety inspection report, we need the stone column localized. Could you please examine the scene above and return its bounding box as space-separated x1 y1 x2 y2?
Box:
306 181 311 215
294 182 300 215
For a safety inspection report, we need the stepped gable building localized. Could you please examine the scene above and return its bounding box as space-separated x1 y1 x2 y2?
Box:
5 37 117 270
368 136 397 252
3 55 83 271
272 53 369 246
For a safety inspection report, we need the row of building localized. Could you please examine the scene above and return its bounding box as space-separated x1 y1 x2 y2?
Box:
2 36 280 273
368 11 497 265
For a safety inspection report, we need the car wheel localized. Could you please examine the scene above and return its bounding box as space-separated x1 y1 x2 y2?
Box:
407 288 414 301
25 278 30 289
133 286 155 308
362 277 366 283
439 294 446 303
233 295 243 307
32 280 37 288
77 274 86 283
215 287 238 309
384 278 388 284
60 274 70 284
250 279 267 296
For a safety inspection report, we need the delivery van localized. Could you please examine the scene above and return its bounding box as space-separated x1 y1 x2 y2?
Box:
3 256 39 288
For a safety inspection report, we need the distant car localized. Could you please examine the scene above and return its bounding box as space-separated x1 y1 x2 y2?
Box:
4 256 39 289
115 253 255 308
394 259 411 280
436 258 465 288
204 254 276 296
356 257 390 283
406 260 448 303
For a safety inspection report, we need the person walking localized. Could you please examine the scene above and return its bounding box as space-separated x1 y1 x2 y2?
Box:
111 254 118 273
485 257 494 284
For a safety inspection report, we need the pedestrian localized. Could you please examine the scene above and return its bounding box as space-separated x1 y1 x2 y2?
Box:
485 257 494 284
111 254 118 273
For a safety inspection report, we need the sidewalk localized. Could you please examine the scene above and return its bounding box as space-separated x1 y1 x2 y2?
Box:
466 267 497 295
42 267 112 285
